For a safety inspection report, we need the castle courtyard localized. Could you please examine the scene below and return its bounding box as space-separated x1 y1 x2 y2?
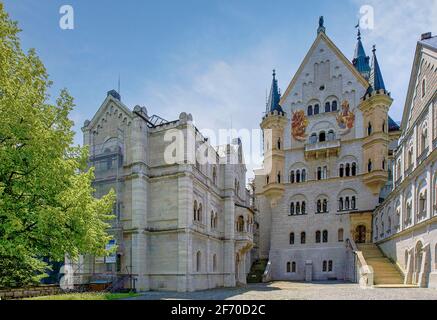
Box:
127 282 437 300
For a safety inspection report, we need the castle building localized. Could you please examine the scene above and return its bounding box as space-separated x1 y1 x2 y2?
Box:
76 91 255 292
254 18 401 282
373 32 437 288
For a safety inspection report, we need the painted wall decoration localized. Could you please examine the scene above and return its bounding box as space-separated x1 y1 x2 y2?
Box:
291 110 309 142
336 100 355 135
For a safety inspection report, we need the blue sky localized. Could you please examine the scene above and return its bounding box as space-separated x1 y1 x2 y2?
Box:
3 0 437 152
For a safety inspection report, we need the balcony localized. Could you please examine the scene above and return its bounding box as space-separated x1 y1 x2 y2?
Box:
304 139 340 159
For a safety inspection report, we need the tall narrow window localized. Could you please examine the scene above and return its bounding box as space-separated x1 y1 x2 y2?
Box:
339 198 344 211
193 201 198 221
325 102 331 113
422 78 426 98
286 262 291 273
296 202 301 215
352 163 357 176
314 104 320 115
339 164 344 177
308 105 313 116
338 229 344 242
317 167 322 180
277 172 281 184
319 131 326 142
323 230 328 243
328 260 333 272
332 100 338 111
277 138 281 150
296 170 301 183
322 261 327 272
368 122 372 136
316 231 321 243
317 200 322 213
302 202 306 215
368 159 372 172
213 254 217 272
290 171 295 183
290 203 295 216
290 232 295 245
351 196 356 210
346 163 351 177
301 232 306 244
345 197 350 210
196 251 201 272
291 262 296 273
302 169 307 182
212 166 217 185
323 199 328 213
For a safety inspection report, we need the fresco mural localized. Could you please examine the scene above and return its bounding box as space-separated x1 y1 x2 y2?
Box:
336 100 355 135
291 110 309 142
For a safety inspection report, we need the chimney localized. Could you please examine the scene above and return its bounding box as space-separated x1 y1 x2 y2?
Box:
421 32 432 40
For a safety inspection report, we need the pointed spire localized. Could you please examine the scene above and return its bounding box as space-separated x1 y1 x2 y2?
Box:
266 69 284 114
317 16 326 34
352 24 371 79
369 45 386 92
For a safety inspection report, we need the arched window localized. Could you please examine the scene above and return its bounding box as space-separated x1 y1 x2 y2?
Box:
286 262 291 273
325 102 331 113
301 232 306 244
308 105 313 116
323 199 328 213
339 197 344 211
198 203 203 222
196 251 201 272
277 172 281 184
213 254 217 272
382 159 386 170
290 232 295 245
345 197 350 210
291 262 296 273
346 163 351 177
296 170 301 183
290 203 295 216
319 131 326 142
316 231 321 243
328 130 335 141
322 260 327 272
317 167 322 180
419 191 427 215
351 196 356 210
382 121 386 133
193 201 198 221
317 200 322 213
302 169 307 182
368 159 372 173
368 122 372 136
290 171 295 183
422 78 426 98
323 230 328 243
339 164 344 177
332 100 338 111
296 202 301 215
301 202 306 215
314 104 320 115
277 138 281 150
352 163 357 176
237 216 245 232
266 175 270 184
212 166 217 185
338 228 344 242
328 260 333 272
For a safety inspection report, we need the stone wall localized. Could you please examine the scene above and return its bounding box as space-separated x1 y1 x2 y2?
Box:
0 285 62 300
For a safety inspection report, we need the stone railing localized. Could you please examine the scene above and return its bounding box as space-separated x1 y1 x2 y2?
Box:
0 285 62 300
262 260 272 283
348 239 374 288
305 139 340 152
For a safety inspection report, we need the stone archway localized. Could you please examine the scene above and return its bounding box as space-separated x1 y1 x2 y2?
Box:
355 225 366 244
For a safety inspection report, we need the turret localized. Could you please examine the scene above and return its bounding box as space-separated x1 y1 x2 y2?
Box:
260 70 287 206
360 46 393 194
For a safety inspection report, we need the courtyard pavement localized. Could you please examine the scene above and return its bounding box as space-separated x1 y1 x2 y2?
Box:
127 281 437 300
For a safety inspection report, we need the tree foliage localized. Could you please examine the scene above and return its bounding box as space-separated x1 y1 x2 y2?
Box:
0 3 115 288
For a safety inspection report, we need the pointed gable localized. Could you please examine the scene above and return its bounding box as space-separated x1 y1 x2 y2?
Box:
400 35 437 132
280 31 369 107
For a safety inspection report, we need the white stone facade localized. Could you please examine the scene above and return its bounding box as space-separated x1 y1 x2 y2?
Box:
373 35 437 288
78 94 254 292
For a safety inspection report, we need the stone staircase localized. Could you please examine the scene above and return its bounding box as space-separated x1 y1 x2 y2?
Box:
357 243 407 287
247 259 268 283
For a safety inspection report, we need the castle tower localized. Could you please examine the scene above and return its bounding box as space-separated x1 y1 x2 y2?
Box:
359 45 393 194
260 70 287 206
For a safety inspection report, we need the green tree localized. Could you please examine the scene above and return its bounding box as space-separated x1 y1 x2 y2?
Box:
0 3 115 288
